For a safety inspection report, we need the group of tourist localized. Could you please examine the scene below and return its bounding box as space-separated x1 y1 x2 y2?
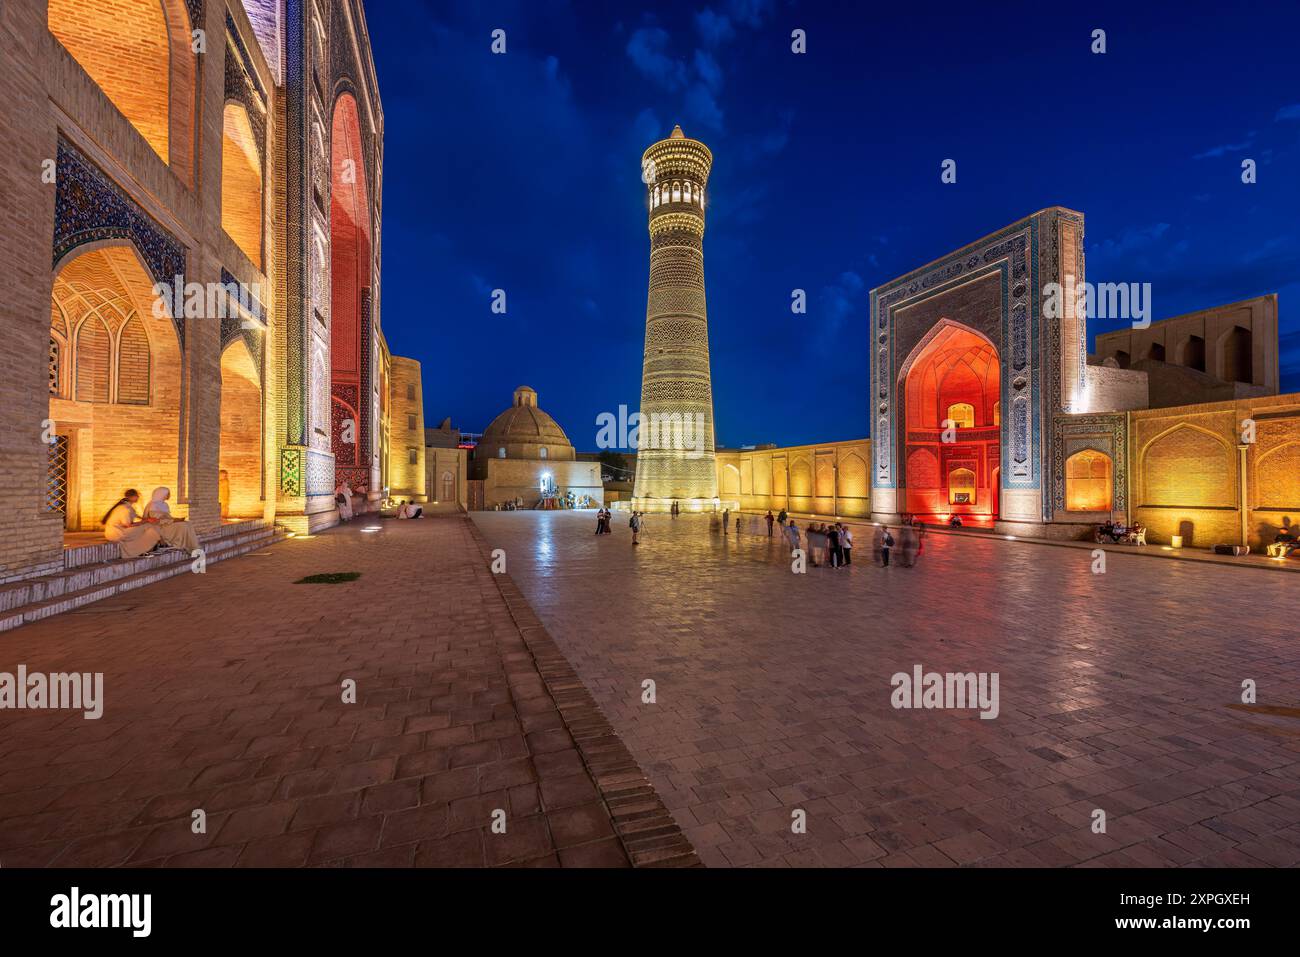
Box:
594 507 645 544
715 509 930 569
102 487 199 559
781 519 855 567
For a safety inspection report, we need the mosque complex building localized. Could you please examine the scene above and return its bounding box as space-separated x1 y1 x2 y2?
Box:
614 127 1299 550
0 0 439 600
716 207 1297 551
0 4 1296 629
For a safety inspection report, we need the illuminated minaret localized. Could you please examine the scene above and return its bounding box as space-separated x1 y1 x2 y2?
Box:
631 125 720 510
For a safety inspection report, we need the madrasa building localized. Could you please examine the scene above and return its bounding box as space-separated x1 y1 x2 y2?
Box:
0 0 431 592
716 207 1299 551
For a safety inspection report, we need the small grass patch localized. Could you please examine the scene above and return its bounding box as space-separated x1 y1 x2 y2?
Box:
294 572 362 585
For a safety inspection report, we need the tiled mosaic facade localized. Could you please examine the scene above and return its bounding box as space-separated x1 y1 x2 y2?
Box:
0 1 423 576
872 222 1034 492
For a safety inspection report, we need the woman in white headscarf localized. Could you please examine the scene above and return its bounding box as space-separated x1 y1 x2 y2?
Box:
335 482 354 521
103 489 163 559
143 487 200 552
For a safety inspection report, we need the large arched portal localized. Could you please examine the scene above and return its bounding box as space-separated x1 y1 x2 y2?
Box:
219 339 263 518
330 93 372 492
900 323 1001 523
48 0 196 182
48 244 183 533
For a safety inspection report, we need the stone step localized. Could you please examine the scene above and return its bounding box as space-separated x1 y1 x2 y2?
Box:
1 522 275 613
0 526 286 633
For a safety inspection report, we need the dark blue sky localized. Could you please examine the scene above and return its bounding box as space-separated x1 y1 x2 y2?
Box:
369 0 1300 450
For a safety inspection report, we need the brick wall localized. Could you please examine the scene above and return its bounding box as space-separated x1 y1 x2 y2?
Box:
47 0 172 162
388 355 425 500
1130 395 1300 548
221 103 264 268
716 439 872 517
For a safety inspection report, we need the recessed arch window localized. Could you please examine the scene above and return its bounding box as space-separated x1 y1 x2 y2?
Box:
48 0 197 182
498 447 506 459
683 182 692 203
946 402 975 429
222 102 265 268
653 185 660 207
49 337 64 396
672 182 681 202
539 446 548 460
1064 449 1113 512
948 467 976 505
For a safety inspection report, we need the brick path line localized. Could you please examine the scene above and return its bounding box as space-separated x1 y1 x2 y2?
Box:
463 519 700 867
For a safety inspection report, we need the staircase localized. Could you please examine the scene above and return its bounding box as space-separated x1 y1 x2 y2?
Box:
0 519 287 633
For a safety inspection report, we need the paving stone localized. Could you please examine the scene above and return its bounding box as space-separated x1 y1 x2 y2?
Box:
472 511 1300 868
0 519 653 868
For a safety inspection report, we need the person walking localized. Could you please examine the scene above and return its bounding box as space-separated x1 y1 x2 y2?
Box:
723 507 730 534
807 523 823 567
630 510 642 545
735 514 742 536
777 508 787 527
841 523 853 565
881 527 895 566
786 520 801 557
765 511 774 536
827 522 842 568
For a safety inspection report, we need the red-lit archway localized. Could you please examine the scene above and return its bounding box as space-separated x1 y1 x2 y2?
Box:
900 322 1000 524
330 93 372 492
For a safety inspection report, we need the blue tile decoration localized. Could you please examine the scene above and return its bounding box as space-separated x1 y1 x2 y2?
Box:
871 220 1037 493
219 268 266 381
53 135 187 350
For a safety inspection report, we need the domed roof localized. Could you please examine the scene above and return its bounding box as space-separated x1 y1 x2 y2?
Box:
482 386 573 448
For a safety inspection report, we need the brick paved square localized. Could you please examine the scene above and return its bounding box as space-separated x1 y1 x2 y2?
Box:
472 511 1300 868
0 518 648 868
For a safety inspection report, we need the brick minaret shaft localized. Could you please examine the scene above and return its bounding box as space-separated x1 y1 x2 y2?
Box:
631 125 719 508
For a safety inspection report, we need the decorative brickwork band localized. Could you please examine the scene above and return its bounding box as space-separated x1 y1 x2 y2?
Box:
632 126 719 507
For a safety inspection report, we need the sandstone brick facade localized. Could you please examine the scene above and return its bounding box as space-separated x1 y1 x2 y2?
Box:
0 1 424 577
715 440 872 518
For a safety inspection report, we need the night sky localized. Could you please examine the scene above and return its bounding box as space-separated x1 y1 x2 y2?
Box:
368 0 1300 450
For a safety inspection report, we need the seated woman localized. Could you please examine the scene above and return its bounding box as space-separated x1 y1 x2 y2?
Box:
143 487 200 552
335 482 354 521
103 489 163 558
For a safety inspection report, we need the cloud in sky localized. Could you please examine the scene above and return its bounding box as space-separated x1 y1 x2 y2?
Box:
1275 103 1300 121
1192 139 1254 159
626 27 688 90
1090 222 1172 258
694 8 735 46
726 0 773 28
